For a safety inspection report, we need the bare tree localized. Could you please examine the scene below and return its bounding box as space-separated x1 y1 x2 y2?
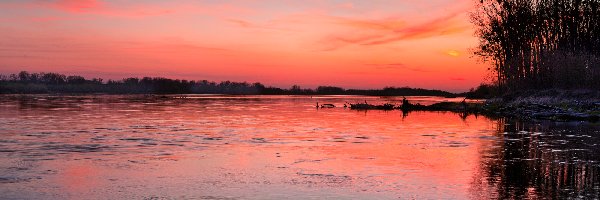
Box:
472 0 600 91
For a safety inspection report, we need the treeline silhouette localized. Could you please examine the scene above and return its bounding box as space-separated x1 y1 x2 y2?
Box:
473 0 600 92
0 71 455 96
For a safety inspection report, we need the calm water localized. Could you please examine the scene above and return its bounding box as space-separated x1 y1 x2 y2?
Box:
0 95 598 199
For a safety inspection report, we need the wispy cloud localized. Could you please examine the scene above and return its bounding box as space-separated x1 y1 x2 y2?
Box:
226 18 254 28
225 18 298 32
44 0 102 13
0 36 230 55
120 42 230 53
16 0 174 18
365 63 432 72
29 16 64 22
318 10 470 51
332 16 406 31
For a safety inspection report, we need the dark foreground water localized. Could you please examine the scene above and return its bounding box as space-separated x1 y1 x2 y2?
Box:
0 95 598 199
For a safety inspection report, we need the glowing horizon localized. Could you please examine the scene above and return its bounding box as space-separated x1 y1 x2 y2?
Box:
0 0 486 92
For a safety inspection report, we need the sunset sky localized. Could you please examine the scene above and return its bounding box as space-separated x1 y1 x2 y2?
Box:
0 0 486 92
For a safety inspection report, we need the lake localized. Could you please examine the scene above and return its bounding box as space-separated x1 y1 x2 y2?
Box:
0 95 598 199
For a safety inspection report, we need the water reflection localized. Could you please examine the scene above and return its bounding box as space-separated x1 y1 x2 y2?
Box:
0 95 598 199
476 119 600 199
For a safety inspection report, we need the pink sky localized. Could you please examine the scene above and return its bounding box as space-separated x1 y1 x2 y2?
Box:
0 0 486 92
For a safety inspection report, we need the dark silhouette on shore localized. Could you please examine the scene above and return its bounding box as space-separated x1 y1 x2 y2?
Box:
472 0 600 93
0 71 455 96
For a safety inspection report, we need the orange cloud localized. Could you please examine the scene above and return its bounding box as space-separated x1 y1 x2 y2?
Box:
26 0 173 18
227 19 254 28
225 18 297 33
446 50 461 57
365 63 432 72
30 16 64 22
362 12 470 45
332 17 406 31
318 10 471 50
50 0 102 13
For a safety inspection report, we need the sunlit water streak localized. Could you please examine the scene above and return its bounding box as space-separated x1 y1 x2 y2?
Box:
0 95 598 199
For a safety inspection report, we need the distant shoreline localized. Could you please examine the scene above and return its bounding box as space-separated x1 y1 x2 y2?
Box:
0 71 459 97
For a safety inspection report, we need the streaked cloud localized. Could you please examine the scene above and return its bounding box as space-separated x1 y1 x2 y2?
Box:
11 0 175 18
43 0 102 13
319 11 471 51
450 77 466 81
365 63 432 72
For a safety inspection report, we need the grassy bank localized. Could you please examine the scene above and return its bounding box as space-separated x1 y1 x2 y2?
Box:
481 89 600 121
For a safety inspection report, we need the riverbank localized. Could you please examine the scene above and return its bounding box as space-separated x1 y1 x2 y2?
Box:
347 89 600 122
481 90 600 121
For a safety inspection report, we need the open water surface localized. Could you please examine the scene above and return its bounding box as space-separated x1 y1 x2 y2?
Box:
0 95 598 199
